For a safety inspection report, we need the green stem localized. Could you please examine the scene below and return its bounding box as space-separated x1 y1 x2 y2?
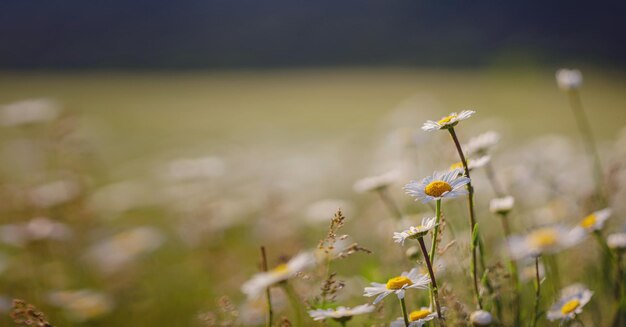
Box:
376 187 404 220
567 89 606 206
400 297 410 327
532 256 541 327
418 237 444 323
260 247 273 327
283 282 303 327
428 199 442 310
448 127 482 309
498 213 521 327
545 255 561 294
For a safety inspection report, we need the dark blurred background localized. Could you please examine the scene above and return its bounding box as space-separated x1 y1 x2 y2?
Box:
2 0 626 69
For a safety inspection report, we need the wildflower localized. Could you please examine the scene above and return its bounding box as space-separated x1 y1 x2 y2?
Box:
393 217 437 245
578 208 611 232
464 131 500 156
449 155 490 171
469 310 493 326
508 225 585 260
0 217 72 247
404 169 470 203
546 284 592 322
363 268 430 304
48 290 113 322
353 170 400 193
0 99 60 127
607 233 626 251
405 246 421 261
556 69 583 91
422 110 475 131
489 196 515 215
308 304 375 321
390 307 437 326
28 179 81 208
241 252 315 298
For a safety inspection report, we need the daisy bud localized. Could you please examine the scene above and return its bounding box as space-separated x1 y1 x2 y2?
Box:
469 310 493 326
489 196 514 215
607 233 626 251
556 69 583 91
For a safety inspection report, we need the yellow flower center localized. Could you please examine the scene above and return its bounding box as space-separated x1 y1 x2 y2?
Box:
386 276 413 290
270 263 289 275
449 162 464 170
409 309 432 321
580 214 597 229
424 181 452 197
561 299 580 315
438 114 457 125
529 229 558 248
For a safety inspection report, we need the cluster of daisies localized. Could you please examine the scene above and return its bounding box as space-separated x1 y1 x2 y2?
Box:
239 69 626 327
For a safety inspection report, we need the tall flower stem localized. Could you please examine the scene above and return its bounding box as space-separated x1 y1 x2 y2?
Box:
400 297 410 327
448 127 483 309
532 256 542 327
498 212 521 326
260 246 273 327
567 89 606 206
429 199 442 266
282 282 303 327
376 187 404 220
418 237 444 324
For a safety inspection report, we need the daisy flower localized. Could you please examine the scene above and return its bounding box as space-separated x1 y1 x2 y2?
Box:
390 307 438 327
607 232 626 251
241 252 315 298
449 155 491 171
393 217 437 245
464 131 500 156
308 304 375 322
556 69 583 91
422 110 475 131
547 284 593 322
404 169 470 203
489 196 514 215
507 225 585 260
469 310 493 326
353 170 401 193
578 208 611 232
363 268 430 304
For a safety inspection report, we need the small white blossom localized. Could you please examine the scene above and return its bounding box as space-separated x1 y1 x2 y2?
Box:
308 304 375 321
393 217 437 245
464 131 500 156
489 196 515 215
607 233 626 251
363 268 430 304
404 169 469 203
556 69 583 91
422 110 475 131
353 170 401 193
547 284 592 322
469 310 493 326
241 252 315 298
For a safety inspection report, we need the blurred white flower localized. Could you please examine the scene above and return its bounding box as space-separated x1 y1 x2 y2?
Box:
48 289 113 321
508 225 585 260
469 310 493 326
556 69 583 91
577 208 611 232
607 233 626 251
449 155 490 171
241 252 315 299
404 169 469 203
363 268 430 304
390 307 437 326
489 196 515 215
305 199 354 225
464 131 500 156
422 110 475 131
519 260 546 283
308 304 375 321
0 217 72 247
29 179 81 208
88 181 154 215
86 227 165 274
353 170 401 193
393 217 437 245
546 284 592 322
164 156 225 181
0 99 60 127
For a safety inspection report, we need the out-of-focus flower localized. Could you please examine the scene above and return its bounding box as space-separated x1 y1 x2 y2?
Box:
607 233 626 251
449 155 490 171
546 284 592 322
469 310 493 326
28 179 81 208
164 156 225 181
422 110 475 131
464 131 500 156
88 181 154 215
86 227 165 274
404 169 469 203
241 252 315 299
556 69 583 91
406 246 421 261
363 268 430 304
508 225 585 260
578 208 611 232
519 260 546 283
353 170 400 193
393 217 437 245
48 289 113 321
304 199 354 225
489 196 515 215
0 217 72 247
390 307 438 326
0 99 60 127
308 304 375 321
